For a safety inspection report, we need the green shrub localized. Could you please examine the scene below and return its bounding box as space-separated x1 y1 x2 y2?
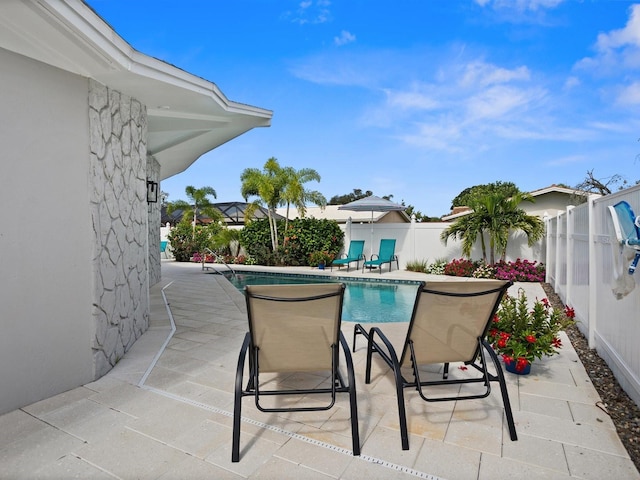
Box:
405 259 428 272
167 221 223 262
239 217 344 266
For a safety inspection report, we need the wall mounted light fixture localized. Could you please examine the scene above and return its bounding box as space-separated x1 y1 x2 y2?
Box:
147 180 158 203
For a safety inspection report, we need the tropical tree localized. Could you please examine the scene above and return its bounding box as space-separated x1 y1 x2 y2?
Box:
441 191 544 263
214 227 242 257
486 192 544 263
166 185 221 239
328 189 373 205
450 181 520 210
240 158 288 251
328 189 396 205
281 166 327 234
440 207 486 259
574 169 639 196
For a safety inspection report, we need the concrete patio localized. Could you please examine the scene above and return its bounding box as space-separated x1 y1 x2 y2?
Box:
1 261 638 479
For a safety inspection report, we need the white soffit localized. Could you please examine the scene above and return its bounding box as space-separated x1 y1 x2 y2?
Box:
0 0 272 179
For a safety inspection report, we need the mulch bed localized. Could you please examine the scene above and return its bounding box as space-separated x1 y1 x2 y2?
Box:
541 283 640 471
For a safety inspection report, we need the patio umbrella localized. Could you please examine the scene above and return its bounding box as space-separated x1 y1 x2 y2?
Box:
338 195 406 256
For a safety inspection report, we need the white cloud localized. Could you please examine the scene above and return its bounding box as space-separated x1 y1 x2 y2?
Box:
574 5 640 107
596 4 640 51
459 61 530 88
293 46 608 154
577 4 640 73
284 0 332 25
476 0 564 12
465 85 540 120
397 122 464 152
564 76 580 90
384 88 439 110
334 30 356 46
616 81 640 105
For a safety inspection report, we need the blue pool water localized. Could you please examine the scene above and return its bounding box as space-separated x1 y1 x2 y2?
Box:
222 272 420 323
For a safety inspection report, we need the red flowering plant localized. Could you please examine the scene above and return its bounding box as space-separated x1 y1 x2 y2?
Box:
308 250 335 267
487 289 575 373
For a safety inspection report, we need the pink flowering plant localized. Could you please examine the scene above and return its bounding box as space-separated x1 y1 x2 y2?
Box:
487 289 575 373
493 259 545 282
439 258 546 282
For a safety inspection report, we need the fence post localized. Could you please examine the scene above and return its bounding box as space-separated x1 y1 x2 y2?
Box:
545 214 555 287
566 206 575 311
555 212 563 297
411 214 416 263
587 195 598 348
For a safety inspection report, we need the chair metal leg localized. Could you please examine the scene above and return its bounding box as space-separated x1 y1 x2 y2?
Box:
340 333 360 456
366 327 410 449
232 333 251 462
395 373 410 449
482 340 518 441
352 323 366 352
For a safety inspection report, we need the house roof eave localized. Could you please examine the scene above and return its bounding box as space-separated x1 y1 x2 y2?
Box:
0 0 272 180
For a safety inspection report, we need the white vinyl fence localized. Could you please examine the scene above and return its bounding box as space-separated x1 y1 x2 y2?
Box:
342 219 545 268
546 185 640 407
162 219 547 267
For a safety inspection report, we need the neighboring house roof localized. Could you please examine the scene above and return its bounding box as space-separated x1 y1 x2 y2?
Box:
276 205 411 223
440 185 595 221
0 0 272 180
162 202 284 226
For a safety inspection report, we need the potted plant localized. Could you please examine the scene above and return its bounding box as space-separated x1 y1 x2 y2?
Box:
487 289 576 374
309 251 334 270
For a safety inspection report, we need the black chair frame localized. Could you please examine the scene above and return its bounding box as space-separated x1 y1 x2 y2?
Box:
232 288 360 462
352 282 517 450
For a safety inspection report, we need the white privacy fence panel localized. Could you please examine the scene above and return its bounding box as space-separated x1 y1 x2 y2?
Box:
593 188 640 406
546 186 640 407
553 211 568 302
342 221 544 269
568 203 590 336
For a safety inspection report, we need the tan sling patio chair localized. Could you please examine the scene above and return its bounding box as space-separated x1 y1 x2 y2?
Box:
232 283 360 462
352 279 516 450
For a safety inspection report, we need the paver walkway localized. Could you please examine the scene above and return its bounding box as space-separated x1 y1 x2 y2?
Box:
1 261 638 479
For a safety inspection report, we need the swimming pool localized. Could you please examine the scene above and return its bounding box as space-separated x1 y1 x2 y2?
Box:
222 271 420 323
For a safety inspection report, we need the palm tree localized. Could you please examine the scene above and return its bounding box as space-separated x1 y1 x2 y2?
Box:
440 202 488 261
281 167 327 234
488 192 544 262
166 185 220 239
441 191 544 264
214 228 242 256
240 158 288 251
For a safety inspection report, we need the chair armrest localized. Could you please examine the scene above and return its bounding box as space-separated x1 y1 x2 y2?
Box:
364 326 401 383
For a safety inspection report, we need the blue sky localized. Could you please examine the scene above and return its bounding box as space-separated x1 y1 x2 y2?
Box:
87 0 640 217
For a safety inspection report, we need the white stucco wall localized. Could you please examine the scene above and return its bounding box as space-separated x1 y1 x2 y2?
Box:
0 48 94 413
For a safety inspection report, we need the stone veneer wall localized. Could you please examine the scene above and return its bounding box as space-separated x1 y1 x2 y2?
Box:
89 79 150 378
148 156 161 287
